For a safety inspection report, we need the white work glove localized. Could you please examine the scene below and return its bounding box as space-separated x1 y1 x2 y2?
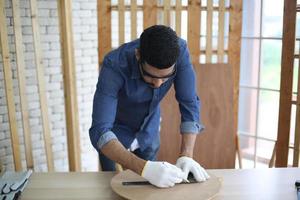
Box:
176 156 210 182
141 161 185 188
0 170 32 200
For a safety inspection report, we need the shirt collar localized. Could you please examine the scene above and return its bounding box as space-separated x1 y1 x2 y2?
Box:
130 54 141 79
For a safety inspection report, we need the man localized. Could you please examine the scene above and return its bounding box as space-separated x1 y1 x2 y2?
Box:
89 25 209 188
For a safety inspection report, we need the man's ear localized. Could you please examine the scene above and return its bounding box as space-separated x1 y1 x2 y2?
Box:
135 48 140 60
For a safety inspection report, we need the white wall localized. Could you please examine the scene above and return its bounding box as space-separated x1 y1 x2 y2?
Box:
0 0 99 172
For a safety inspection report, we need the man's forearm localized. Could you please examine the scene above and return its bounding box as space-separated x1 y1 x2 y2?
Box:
180 133 197 158
100 139 147 175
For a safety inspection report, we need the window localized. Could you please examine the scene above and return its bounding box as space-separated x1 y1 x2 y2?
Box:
238 0 299 168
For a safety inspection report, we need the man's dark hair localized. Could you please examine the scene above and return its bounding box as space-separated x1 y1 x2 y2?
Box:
139 25 179 69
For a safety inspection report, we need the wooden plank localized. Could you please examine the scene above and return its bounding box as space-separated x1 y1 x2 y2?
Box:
228 0 243 169
163 0 171 26
187 0 201 64
118 0 125 45
276 0 297 167
175 0 181 36
158 64 235 169
293 56 300 167
98 0 111 65
0 0 22 171
29 0 54 171
130 0 137 40
143 1 157 29
111 5 231 12
19 169 300 200
12 0 34 169
269 142 277 168
235 134 242 168
111 170 221 200
206 0 213 63
217 0 225 63
57 0 81 172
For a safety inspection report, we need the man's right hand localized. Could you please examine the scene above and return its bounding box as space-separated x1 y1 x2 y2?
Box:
141 161 185 188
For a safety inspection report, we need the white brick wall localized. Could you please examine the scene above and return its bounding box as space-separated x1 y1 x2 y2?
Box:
0 0 98 172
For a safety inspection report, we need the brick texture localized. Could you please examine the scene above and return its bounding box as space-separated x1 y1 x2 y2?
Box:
0 0 98 172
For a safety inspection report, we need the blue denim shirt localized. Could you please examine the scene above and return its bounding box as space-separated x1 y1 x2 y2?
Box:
89 38 204 154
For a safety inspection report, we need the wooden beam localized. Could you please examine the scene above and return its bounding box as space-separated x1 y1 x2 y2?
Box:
12 0 34 169
228 0 243 168
163 0 170 26
111 5 231 12
0 0 22 171
130 0 137 40
175 0 182 37
98 0 111 65
218 0 225 63
30 0 54 171
57 0 81 172
269 142 277 168
143 1 157 29
276 0 297 167
293 46 300 167
206 0 213 63
118 0 125 45
187 0 201 64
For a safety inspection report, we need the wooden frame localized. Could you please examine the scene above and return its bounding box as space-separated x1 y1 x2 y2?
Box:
0 0 22 171
175 0 182 37
275 0 297 167
294 60 300 167
118 0 125 45
30 0 54 171
217 0 225 63
12 0 34 170
228 0 243 168
57 0 81 172
130 0 137 40
206 0 213 63
98 0 111 64
143 1 157 29
187 0 201 64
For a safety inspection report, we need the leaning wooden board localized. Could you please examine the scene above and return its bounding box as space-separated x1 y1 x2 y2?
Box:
159 64 235 169
111 170 222 200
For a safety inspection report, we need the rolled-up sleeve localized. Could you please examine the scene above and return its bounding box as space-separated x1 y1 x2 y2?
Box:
89 56 124 151
174 41 204 134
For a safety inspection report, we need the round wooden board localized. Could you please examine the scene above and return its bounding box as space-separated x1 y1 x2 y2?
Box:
111 170 221 200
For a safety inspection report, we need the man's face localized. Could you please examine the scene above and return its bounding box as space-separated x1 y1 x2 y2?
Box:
139 61 176 88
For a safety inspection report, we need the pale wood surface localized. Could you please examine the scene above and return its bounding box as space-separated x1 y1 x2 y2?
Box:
30 0 54 171
175 0 181 36
20 168 300 200
206 0 213 63
118 0 125 45
130 0 137 40
0 0 22 171
111 170 221 200
57 0 81 171
163 0 170 26
217 0 225 63
12 0 34 170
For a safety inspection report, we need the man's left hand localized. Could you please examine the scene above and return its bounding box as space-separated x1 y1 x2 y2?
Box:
176 156 210 182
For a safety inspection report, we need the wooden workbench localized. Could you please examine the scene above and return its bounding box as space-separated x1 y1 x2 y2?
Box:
20 168 300 200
